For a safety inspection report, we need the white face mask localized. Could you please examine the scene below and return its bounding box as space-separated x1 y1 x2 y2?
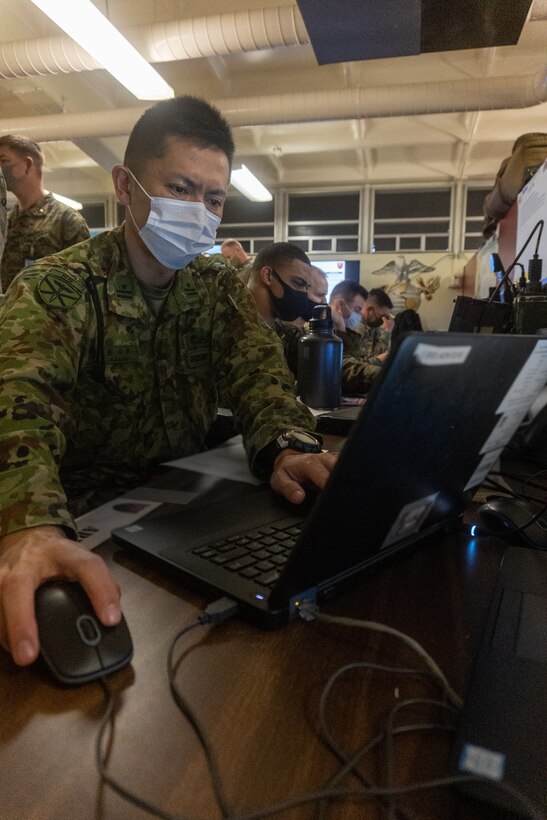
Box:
345 310 363 331
126 168 221 270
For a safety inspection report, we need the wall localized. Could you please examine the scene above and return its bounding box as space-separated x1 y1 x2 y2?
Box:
358 251 475 330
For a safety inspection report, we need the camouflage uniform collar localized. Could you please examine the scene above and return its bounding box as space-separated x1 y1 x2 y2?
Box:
101 226 149 321
13 192 54 217
104 227 207 320
163 253 226 317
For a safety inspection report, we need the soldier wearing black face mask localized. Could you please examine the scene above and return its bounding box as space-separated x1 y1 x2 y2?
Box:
268 268 316 322
247 242 318 377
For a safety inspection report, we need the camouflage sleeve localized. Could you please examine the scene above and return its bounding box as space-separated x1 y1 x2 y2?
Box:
0 169 6 264
335 328 383 394
338 327 362 357
273 319 304 378
0 269 87 536
340 354 381 395
61 208 90 247
374 327 391 357
210 273 317 475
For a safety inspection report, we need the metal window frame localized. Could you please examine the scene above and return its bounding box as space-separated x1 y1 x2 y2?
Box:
216 178 497 258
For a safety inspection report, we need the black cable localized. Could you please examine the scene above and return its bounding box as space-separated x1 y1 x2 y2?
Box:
224 776 545 820
315 658 456 820
94 599 545 820
167 630 234 818
481 478 545 505
488 218 544 305
84 273 106 383
96 598 239 820
319 723 457 820
316 660 441 820
488 470 547 494
318 660 440 766
167 599 240 818
96 678 183 820
383 698 458 819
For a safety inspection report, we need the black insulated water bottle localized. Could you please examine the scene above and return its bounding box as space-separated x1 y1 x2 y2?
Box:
297 304 342 409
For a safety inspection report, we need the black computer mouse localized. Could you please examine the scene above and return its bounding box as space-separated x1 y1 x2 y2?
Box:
477 496 547 549
35 580 133 685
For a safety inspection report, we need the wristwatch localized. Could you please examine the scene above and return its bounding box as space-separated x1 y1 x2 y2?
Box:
275 430 323 455
254 430 324 480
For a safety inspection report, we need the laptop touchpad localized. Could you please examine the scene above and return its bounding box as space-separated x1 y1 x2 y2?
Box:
492 589 547 663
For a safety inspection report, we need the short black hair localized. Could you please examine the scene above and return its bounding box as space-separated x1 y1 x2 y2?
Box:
329 280 368 303
250 242 310 281
123 96 235 174
368 287 393 310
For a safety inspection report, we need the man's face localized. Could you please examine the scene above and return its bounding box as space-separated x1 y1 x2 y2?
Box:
263 259 314 322
120 135 230 236
225 242 249 266
309 268 328 304
0 146 27 192
363 297 391 328
267 260 312 300
348 294 366 321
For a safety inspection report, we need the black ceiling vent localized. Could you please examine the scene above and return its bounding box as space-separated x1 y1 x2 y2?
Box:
297 0 534 64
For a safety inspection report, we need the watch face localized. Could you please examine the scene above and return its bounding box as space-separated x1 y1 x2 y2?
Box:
280 430 322 452
291 431 320 445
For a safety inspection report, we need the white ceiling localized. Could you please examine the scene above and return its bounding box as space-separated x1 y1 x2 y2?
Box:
1 0 546 202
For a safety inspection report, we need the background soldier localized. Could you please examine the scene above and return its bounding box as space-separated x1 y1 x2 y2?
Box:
0 167 6 268
0 135 90 292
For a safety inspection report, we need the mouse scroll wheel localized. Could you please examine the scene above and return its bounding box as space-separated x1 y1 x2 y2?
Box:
76 614 102 646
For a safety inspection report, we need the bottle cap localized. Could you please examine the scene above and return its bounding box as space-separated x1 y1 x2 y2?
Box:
309 303 333 332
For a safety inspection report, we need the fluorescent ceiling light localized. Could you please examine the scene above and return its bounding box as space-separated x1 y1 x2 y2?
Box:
230 165 272 202
29 0 174 100
49 191 83 210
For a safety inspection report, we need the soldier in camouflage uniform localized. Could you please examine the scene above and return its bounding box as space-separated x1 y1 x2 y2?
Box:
220 238 253 284
0 166 7 267
329 280 384 395
0 97 335 668
353 287 393 361
0 134 90 292
309 266 328 304
337 286 394 394
247 242 317 377
273 266 329 377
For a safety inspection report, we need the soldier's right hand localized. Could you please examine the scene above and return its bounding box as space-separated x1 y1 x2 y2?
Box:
0 526 122 666
330 297 349 333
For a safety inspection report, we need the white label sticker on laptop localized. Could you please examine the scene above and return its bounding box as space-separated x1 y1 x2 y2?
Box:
413 343 471 366
381 492 439 549
463 447 504 492
459 743 505 781
496 340 547 414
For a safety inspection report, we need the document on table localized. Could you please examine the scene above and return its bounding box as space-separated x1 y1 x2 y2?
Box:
76 497 163 550
162 435 262 486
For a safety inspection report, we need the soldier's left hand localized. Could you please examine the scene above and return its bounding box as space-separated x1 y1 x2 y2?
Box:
269 450 338 504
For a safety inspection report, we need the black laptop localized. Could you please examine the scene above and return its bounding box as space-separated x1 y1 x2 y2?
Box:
451 545 547 816
448 295 513 334
112 333 547 628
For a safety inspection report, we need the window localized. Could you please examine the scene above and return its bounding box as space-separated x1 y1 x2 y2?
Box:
81 202 106 229
464 187 490 251
216 196 274 254
372 189 451 252
288 192 360 254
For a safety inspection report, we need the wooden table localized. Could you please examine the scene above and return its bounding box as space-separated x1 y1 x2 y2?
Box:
0 464 512 820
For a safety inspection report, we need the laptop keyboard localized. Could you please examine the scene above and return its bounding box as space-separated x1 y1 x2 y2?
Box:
192 522 303 587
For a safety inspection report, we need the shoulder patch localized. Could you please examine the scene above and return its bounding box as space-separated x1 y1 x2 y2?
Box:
37 270 85 309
